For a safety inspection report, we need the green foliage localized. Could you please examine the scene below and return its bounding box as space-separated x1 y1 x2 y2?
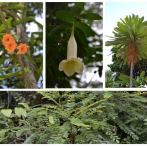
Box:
105 69 119 88
106 14 147 65
1 91 147 144
0 2 43 88
46 2 103 88
107 45 147 88
115 71 147 88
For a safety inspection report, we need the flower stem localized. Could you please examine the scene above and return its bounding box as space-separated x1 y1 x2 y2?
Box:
46 27 72 70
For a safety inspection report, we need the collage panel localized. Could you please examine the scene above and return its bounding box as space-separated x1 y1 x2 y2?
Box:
1 0 147 145
46 2 103 88
105 2 147 88
0 2 43 89
0 91 147 144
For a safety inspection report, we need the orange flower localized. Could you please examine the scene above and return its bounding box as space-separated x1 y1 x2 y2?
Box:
5 40 17 54
2 33 14 46
17 43 28 54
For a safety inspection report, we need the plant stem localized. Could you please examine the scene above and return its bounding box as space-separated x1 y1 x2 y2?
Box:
0 6 10 33
130 57 133 88
46 29 71 71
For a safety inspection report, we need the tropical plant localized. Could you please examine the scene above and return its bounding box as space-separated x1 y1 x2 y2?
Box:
1 91 147 144
106 14 147 87
115 71 147 88
46 2 103 88
0 2 43 88
105 69 119 88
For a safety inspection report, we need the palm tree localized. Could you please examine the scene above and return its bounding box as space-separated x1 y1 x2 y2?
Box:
106 14 147 88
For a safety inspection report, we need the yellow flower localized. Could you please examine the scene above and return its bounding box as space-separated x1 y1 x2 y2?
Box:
59 26 84 77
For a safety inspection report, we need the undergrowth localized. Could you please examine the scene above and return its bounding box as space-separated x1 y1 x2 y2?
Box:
0 91 147 144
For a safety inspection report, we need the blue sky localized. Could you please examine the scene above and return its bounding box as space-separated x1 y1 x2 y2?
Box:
104 2 147 70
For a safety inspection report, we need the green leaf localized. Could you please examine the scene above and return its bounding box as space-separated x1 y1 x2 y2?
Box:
16 130 24 137
70 6 82 16
79 13 102 20
46 34 61 42
119 74 130 82
30 33 34 54
0 68 29 81
14 107 27 118
74 22 95 36
0 64 19 73
104 91 112 98
11 17 33 27
46 25 57 32
139 71 145 82
18 103 30 110
74 27 88 48
24 53 42 76
56 11 75 23
4 4 31 11
0 2 5 5
33 19 43 30
11 17 43 30
70 117 90 128
75 2 85 10
0 131 5 138
36 110 47 115
49 24 68 36
142 76 147 82
24 53 36 65
1 109 12 117
49 115 54 124
0 18 12 33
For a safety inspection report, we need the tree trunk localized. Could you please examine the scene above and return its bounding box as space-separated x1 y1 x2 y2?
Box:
130 57 133 88
16 2 38 88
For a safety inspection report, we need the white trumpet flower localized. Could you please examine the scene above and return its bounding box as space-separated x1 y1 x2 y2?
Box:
59 26 84 77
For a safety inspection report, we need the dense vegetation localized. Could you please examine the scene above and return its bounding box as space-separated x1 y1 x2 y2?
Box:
0 91 147 144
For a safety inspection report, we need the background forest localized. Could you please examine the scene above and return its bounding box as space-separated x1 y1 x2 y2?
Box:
46 2 103 88
0 91 147 144
0 2 43 89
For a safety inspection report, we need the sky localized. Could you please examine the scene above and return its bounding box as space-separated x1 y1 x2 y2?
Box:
104 2 147 71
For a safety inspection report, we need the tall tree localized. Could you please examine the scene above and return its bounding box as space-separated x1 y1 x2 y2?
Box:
106 14 147 88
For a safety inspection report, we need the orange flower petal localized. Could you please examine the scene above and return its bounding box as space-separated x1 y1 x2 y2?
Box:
2 33 14 46
5 40 17 54
17 43 28 54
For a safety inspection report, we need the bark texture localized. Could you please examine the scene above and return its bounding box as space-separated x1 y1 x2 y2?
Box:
130 57 133 88
16 2 38 88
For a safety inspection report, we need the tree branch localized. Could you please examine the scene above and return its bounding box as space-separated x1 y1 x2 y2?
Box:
0 2 10 8
0 6 10 33
2 8 18 20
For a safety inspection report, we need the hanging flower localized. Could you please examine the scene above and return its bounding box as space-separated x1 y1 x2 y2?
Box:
17 43 28 54
59 25 84 77
2 33 14 46
5 40 17 54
